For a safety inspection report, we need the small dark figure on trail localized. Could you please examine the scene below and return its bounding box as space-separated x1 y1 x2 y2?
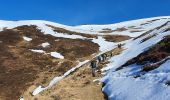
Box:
118 43 122 49
101 53 107 62
90 60 97 77
97 56 102 63
110 52 113 58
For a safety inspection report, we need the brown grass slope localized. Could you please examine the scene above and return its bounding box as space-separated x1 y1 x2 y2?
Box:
0 25 100 100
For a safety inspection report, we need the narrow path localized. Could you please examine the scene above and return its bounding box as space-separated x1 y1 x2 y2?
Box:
23 47 123 100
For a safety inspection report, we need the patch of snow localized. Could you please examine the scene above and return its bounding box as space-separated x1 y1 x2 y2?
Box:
92 36 115 51
23 36 32 41
101 60 170 100
50 32 86 39
48 76 64 87
102 77 170 100
74 16 170 37
19 97 24 100
50 52 64 59
0 20 85 39
32 86 45 96
0 16 169 39
41 42 50 48
38 24 86 39
30 49 45 53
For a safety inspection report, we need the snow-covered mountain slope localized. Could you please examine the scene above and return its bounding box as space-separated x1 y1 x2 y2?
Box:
100 17 170 100
74 16 170 36
0 16 170 100
0 16 169 51
0 16 169 36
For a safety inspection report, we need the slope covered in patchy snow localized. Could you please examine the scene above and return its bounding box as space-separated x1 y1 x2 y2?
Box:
0 16 169 53
101 17 170 100
0 16 170 100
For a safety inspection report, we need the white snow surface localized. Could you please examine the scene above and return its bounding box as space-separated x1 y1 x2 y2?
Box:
41 42 50 48
74 16 170 37
102 60 170 100
103 77 170 100
30 49 45 53
92 36 115 51
0 20 86 39
50 52 64 59
23 36 32 41
0 16 169 38
101 20 170 100
19 97 24 100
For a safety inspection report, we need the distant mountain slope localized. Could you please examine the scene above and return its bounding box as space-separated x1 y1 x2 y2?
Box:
0 16 169 100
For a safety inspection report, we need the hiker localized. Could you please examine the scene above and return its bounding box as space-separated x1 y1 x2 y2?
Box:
118 43 122 49
97 56 102 63
90 60 97 77
101 53 107 62
110 52 113 58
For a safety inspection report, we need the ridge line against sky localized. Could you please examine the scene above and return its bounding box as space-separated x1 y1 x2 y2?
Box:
0 0 170 25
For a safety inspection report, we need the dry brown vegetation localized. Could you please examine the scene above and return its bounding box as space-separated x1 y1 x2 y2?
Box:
165 80 170 86
24 45 123 100
155 21 170 30
140 19 160 25
0 29 38 100
140 23 150 26
14 25 99 61
133 29 154 40
130 30 144 33
147 19 160 23
25 61 105 100
0 25 100 100
128 26 142 29
100 27 127 33
140 34 157 43
142 63 160 72
113 27 128 32
163 26 170 32
103 35 131 42
99 28 114 33
46 39 99 61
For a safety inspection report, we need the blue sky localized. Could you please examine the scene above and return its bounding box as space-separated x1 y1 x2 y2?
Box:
0 0 170 25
